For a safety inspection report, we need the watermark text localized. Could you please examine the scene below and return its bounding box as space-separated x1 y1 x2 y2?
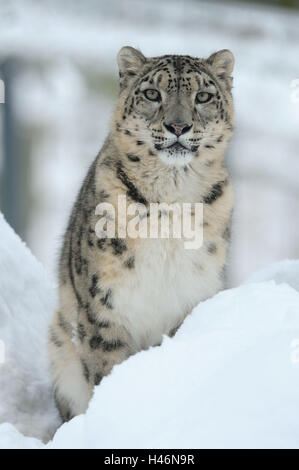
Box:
290 338 299 364
0 340 5 365
0 79 4 104
290 79 299 104
95 196 203 250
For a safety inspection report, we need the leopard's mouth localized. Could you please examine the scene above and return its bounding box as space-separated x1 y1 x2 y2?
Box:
155 141 189 152
166 142 187 151
154 141 198 154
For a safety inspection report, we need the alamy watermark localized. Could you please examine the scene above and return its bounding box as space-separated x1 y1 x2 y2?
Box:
290 79 299 104
0 340 5 365
95 195 203 250
290 338 299 364
0 79 4 104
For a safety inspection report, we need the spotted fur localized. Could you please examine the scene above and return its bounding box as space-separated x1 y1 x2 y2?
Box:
49 46 234 421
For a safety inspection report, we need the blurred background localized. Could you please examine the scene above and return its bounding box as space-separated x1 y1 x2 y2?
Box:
0 0 299 286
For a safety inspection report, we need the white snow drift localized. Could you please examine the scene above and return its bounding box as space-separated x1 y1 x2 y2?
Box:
0 213 60 443
0 213 299 449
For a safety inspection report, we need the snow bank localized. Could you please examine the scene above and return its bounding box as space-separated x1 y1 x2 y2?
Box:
247 259 299 293
0 214 299 448
44 281 299 449
0 213 59 444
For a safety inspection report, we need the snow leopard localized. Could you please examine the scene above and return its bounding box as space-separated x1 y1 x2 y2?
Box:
48 46 235 421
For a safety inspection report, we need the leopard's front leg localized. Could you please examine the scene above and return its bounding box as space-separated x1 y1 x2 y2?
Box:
49 306 134 422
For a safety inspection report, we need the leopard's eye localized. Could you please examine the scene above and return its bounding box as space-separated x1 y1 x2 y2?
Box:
144 89 161 102
196 92 213 104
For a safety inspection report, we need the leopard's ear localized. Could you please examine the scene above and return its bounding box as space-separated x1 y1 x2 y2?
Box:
206 49 234 88
117 47 146 86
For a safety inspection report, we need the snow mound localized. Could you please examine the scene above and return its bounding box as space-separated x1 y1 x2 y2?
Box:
247 259 299 293
0 213 60 443
44 281 299 449
0 213 299 448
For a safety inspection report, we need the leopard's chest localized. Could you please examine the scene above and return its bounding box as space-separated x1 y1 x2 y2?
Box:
112 236 224 350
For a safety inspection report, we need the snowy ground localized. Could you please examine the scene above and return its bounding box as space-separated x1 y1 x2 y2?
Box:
1 214 299 449
0 213 60 443
1 0 299 285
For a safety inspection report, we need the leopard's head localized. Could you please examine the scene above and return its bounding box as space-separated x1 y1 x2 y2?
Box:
113 47 234 167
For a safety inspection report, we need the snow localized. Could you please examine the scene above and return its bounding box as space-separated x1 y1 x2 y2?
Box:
0 212 60 443
45 282 299 449
247 259 299 293
1 214 299 448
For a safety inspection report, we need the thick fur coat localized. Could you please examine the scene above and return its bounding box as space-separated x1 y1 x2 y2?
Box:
49 47 234 421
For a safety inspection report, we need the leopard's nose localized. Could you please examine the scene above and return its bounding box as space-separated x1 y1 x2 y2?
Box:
164 122 193 136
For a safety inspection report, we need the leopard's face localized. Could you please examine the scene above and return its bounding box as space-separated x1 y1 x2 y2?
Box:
115 47 234 167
